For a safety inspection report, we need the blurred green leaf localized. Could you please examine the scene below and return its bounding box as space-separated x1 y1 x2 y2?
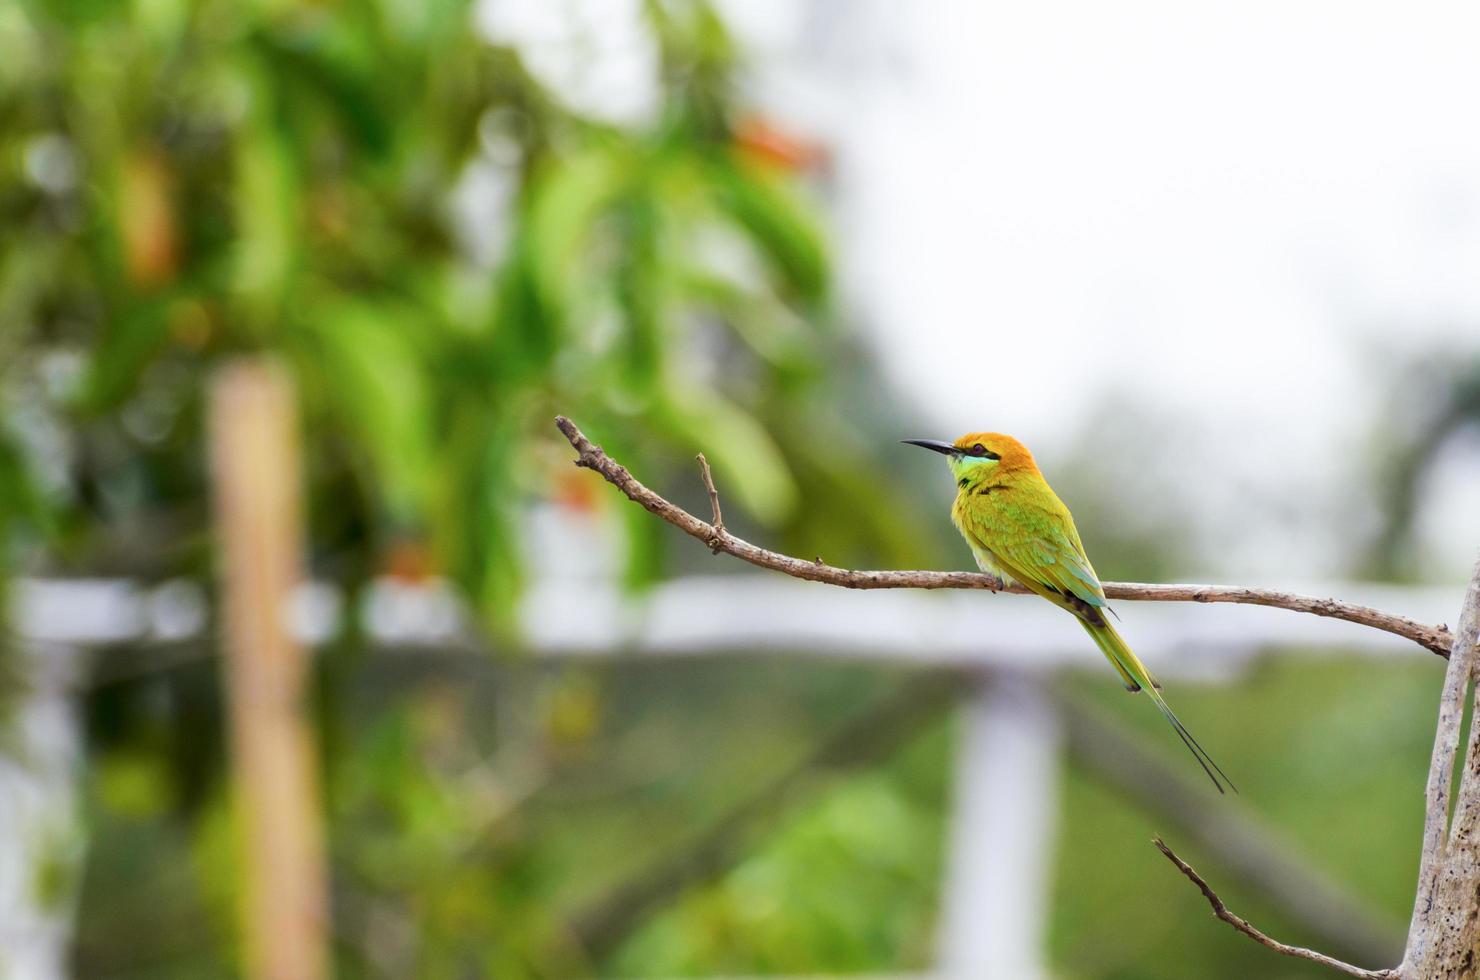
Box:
231 88 299 338
705 153 829 305
525 142 632 328
294 297 437 523
660 389 797 524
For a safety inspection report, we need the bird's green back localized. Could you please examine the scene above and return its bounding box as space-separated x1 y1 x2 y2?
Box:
950 452 1107 616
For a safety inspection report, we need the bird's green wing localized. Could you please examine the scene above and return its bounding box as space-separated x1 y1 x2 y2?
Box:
958 496 1107 610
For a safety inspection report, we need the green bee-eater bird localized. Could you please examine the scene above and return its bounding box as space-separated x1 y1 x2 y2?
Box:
906 432 1234 794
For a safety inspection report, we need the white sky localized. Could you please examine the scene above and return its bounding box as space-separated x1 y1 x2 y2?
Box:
824 1 1480 433
484 0 1480 580
728 0 1480 580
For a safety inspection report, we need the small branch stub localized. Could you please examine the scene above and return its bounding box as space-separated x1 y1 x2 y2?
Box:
695 453 726 553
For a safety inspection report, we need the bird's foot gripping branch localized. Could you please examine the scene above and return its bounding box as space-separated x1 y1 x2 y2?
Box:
555 414 1480 979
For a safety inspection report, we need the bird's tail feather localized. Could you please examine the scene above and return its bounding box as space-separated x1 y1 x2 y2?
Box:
1080 620 1236 795
1079 618 1146 691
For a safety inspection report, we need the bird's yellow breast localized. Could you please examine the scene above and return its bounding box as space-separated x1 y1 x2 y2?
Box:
949 496 1019 586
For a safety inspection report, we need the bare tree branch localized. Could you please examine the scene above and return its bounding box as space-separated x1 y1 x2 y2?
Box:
1153 837 1397 979
555 415 1454 658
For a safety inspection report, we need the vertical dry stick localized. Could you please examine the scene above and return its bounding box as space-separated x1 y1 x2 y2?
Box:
210 361 329 980
1400 555 1480 978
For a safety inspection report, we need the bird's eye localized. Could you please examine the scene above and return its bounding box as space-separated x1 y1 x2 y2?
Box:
970 444 988 457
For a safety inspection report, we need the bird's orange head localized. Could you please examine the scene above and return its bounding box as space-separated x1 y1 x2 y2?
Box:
952 432 1037 469
902 431 1041 483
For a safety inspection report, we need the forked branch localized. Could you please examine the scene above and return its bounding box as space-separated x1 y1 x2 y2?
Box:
554 416 1453 658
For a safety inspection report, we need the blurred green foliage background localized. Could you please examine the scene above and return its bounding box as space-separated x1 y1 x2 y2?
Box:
0 0 930 612
1 1 1478 978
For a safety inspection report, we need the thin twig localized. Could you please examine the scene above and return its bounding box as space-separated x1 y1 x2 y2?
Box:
554 416 1454 658
695 453 725 553
1061 693 1403 966
1153 837 1397 979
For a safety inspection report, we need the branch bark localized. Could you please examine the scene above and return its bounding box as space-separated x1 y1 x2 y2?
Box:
554 416 1453 658
1399 556 1480 978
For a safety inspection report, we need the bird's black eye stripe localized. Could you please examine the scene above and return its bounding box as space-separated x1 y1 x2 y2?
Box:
968 443 1001 460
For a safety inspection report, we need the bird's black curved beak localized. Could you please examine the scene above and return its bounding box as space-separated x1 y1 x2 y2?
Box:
902 439 959 456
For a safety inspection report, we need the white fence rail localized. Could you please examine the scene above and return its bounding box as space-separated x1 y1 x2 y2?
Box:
3 571 1457 979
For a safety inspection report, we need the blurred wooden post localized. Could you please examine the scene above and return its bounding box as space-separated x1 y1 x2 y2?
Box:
209 360 328 980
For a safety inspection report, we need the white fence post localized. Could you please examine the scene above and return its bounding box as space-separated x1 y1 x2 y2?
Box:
936 670 1061 980
0 641 83 980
